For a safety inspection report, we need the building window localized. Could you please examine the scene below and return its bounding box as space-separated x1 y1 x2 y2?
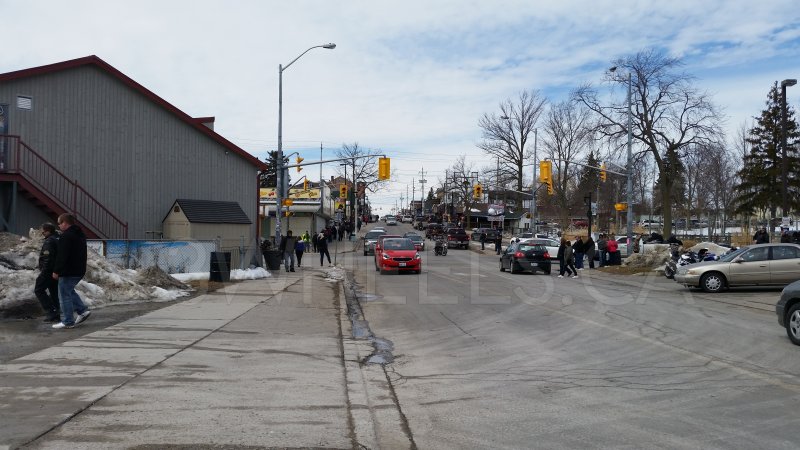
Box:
174 206 181 213
16 96 32 110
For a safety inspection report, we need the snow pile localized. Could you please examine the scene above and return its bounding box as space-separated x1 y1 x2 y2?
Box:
0 230 192 317
171 267 271 282
323 266 346 282
623 246 672 269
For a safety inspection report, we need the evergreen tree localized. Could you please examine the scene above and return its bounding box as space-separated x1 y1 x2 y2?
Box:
734 83 800 217
258 151 290 188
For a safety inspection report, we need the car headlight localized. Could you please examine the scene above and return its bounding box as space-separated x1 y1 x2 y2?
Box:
382 253 390 260
415 253 421 260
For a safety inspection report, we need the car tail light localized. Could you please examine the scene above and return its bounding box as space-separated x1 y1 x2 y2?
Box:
514 251 525 258
543 252 550 259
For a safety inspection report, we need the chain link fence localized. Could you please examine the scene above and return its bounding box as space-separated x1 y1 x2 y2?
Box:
88 240 260 274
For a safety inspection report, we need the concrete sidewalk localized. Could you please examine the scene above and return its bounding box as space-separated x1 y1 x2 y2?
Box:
0 265 408 449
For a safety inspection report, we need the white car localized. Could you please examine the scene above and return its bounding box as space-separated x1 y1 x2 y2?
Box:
402 215 413 223
386 215 398 226
525 238 560 259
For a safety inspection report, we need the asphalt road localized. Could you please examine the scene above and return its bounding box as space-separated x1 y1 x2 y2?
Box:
349 222 800 449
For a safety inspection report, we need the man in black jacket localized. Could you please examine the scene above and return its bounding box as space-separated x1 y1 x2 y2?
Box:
35 222 61 322
52 213 91 329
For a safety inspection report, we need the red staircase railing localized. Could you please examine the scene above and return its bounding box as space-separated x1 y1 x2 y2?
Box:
0 134 128 238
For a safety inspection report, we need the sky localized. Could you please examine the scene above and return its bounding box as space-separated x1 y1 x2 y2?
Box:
4 0 800 215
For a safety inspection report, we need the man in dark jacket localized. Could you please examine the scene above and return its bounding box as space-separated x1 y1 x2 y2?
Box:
278 230 297 272
52 213 90 329
35 222 61 322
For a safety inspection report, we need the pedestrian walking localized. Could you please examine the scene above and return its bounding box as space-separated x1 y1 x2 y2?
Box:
311 232 318 253
52 213 91 329
753 227 770 244
279 230 297 272
318 231 332 266
495 234 502 255
573 237 585 270
480 231 486 250
597 234 608 267
585 236 596 269
35 222 61 322
564 239 578 278
557 238 574 278
295 238 305 267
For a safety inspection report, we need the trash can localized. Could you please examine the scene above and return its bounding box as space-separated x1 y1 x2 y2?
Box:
209 252 231 282
263 249 282 271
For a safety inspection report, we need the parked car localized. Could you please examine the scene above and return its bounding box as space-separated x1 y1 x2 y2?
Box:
525 238 560 259
776 279 800 345
363 229 386 256
471 227 500 243
402 215 413 223
674 243 800 293
446 228 470 249
499 240 552 274
375 238 422 274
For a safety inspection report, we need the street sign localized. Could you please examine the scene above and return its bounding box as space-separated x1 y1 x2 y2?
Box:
782 216 791 228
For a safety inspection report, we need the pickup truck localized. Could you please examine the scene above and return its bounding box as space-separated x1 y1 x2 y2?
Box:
446 228 470 249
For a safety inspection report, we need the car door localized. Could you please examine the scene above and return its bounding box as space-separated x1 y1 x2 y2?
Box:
502 243 517 269
728 246 770 284
769 245 800 285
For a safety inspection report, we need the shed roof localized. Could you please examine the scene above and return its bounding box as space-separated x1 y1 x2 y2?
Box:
171 199 252 224
0 55 267 171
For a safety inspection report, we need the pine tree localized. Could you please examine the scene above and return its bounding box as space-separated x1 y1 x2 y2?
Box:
734 83 800 217
258 151 290 188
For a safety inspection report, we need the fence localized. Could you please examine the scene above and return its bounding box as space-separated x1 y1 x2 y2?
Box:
88 240 219 273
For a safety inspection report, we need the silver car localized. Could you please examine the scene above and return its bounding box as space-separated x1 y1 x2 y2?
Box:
363 230 386 255
674 243 800 293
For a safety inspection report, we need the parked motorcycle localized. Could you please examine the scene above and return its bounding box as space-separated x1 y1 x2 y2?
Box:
664 246 718 279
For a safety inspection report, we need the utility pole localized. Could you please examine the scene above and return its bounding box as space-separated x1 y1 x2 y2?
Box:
419 168 427 215
412 179 416 215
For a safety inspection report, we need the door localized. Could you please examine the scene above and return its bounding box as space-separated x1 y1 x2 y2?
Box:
769 245 800 285
728 246 770 284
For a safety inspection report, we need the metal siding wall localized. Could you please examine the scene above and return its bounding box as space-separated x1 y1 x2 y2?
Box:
0 184 55 234
0 66 257 241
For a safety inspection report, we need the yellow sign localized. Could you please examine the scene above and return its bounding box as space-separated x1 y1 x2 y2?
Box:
614 203 627 211
260 188 321 200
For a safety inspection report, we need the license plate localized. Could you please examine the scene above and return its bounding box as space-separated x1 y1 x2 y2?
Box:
530 262 537 267
399 262 406 267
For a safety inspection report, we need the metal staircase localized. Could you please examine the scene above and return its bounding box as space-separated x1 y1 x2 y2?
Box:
0 135 128 238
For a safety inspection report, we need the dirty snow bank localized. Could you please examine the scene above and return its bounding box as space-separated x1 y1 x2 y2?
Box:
171 267 271 282
323 266 346 282
0 230 192 317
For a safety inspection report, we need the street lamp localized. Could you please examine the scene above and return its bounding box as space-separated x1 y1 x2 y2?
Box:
781 78 796 217
609 66 634 256
275 43 336 246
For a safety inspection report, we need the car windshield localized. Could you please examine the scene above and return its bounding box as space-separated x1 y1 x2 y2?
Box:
365 231 385 239
717 246 748 262
407 235 423 242
382 238 416 250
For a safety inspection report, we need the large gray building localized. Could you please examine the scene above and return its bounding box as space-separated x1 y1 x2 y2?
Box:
0 55 265 245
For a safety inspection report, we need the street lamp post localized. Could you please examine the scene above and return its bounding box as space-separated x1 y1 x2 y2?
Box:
610 66 634 256
781 79 796 217
275 43 335 246
532 128 537 234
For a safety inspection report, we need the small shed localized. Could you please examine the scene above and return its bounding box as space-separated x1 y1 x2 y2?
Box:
163 199 252 248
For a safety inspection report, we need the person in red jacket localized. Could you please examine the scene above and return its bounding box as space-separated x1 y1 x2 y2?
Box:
606 238 619 265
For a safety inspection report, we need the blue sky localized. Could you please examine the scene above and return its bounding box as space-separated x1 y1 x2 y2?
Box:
4 0 800 214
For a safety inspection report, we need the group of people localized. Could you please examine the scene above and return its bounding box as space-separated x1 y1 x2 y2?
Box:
556 235 599 278
35 213 91 329
276 227 337 272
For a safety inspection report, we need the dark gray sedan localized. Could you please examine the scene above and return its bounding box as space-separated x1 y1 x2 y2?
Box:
776 279 800 345
499 240 551 275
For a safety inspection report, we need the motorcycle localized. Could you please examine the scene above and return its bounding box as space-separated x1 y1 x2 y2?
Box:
434 237 448 256
664 246 718 279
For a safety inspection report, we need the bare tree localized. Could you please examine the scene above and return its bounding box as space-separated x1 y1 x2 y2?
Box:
574 48 724 236
477 90 547 205
336 143 388 219
541 99 594 227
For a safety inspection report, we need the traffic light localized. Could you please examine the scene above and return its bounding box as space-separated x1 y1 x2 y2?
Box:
340 183 348 199
378 157 391 180
600 163 607 182
303 178 309 190
539 160 553 195
296 156 304 172
473 183 483 200
282 198 293 207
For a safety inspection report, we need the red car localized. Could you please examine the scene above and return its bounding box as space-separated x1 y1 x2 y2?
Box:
375 238 422 274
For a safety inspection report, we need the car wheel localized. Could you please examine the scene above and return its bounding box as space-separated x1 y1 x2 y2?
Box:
500 260 506 272
510 260 519 274
786 304 800 346
700 272 726 293
542 268 551 275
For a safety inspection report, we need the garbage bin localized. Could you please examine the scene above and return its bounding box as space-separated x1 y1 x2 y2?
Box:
209 252 231 282
263 249 282 271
